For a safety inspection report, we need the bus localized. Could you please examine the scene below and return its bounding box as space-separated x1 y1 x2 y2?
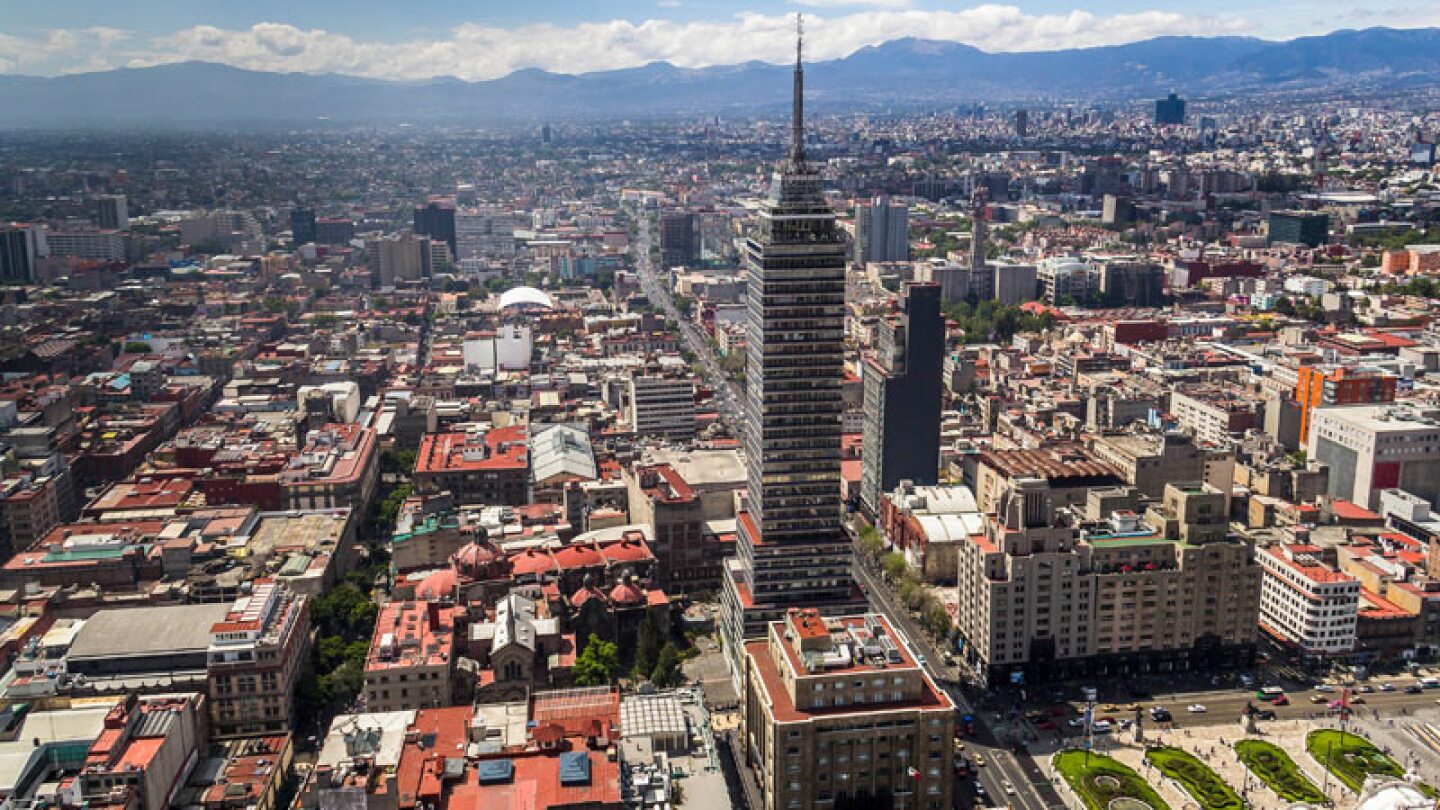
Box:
1257 686 1285 701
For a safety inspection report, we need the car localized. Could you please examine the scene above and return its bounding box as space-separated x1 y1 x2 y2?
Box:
1314 684 1336 693
1273 695 1290 706
1350 696 1366 704
916 655 927 667
1068 718 1085 728
1036 720 1056 730
1257 710 1277 721
975 784 989 799
1358 684 1376 693
1092 720 1114 733
1003 781 1017 796
1381 683 1398 692
973 754 986 767
1102 703 1122 712
1187 704 1207 713
1150 707 1172 722
1310 694 1329 704
1406 685 1425 694
1122 702 1142 712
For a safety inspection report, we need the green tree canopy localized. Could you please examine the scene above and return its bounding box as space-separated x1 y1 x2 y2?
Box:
574 637 620 686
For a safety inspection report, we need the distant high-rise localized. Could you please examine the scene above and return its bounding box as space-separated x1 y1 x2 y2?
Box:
658 211 697 269
367 233 432 287
291 207 317 246
860 282 943 518
1014 108 1028 137
95 194 128 231
413 198 457 259
315 217 355 245
1155 92 1186 126
0 226 39 284
720 22 866 685
970 187 989 272
853 195 908 265
541 123 553 145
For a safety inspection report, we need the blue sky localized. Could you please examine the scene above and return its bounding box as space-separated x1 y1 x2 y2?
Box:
1 0 1434 78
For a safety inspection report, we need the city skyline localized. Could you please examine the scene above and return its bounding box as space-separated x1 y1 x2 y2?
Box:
2 2 1438 81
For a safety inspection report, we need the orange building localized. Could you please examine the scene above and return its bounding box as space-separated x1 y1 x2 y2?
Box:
1295 365 1397 444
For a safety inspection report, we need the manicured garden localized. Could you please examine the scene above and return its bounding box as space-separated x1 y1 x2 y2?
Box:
1306 729 1404 792
1054 750 1171 810
1144 746 1244 810
1234 739 1327 804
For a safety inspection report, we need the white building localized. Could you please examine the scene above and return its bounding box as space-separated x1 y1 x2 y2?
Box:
41 229 126 262
1308 404 1440 509
1257 543 1359 656
462 324 532 372
298 381 363 424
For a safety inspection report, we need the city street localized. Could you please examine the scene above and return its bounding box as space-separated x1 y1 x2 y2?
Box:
632 215 745 428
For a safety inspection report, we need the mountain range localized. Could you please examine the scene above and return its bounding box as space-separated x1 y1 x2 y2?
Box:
2 26 1438 127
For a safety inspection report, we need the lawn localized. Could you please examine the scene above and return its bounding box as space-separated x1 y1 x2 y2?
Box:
1235 739 1327 804
1306 729 1404 792
1053 750 1172 810
1144 746 1244 810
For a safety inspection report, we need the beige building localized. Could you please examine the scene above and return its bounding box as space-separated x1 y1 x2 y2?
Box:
955 478 1261 685
741 609 954 810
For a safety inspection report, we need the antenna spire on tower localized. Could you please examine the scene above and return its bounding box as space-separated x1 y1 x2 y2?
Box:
790 13 806 166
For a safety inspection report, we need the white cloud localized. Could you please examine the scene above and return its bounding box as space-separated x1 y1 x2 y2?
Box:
0 6 1256 81
793 0 915 8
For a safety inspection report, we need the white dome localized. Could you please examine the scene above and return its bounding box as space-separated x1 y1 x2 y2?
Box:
498 286 555 310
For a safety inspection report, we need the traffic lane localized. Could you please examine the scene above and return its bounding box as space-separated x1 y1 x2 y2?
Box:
987 751 1045 810
1051 689 1440 736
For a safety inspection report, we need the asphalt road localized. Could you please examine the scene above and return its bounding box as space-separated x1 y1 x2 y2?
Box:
852 551 1067 810
632 216 745 429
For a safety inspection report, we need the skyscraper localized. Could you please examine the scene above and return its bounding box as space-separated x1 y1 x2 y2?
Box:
0 226 40 284
860 282 943 518
413 198 457 259
853 195 908 265
1155 92 1186 126
1014 108 1028 137
969 187 989 273
719 24 867 685
291 207 317 246
658 211 697 269
95 194 128 231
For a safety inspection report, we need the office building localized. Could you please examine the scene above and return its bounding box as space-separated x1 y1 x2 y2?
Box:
1258 543 1360 657
1267 211 1329 248
0 225 40 283
314 217 355 245
659 211 698 269
740 609 954 810
854 195 908 265
955 479 1260 684
720 36 867 687
861 282 943 518
367 233 432 287
206 580 311 738
1308 403 1440 508
628 373 697 442
413 198 457 259
992 262 1038 305
1098 259 1165 307
1014 109 1028 137
1294 365 1397 444
1155 92 1186 125
969 188 988 272
290 207 317 246
95 194 128 231
42 229 126 262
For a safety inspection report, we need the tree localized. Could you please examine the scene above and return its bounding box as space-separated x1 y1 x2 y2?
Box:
122 341 153 354
377 483 413 529
1273 296 1297 317
574 637 620 686
651 643 683 688
635 611 663 679
881 551 909 581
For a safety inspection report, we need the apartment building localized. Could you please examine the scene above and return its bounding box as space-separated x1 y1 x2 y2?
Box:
740 609 954 810
279 423 379 512
207 580 311 738
955 479 1260 685
363 600 462 712
414 426 530 506
1257 543 1361 657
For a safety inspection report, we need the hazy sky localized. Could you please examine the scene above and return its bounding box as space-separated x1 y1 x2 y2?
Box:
1 0 1435 79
